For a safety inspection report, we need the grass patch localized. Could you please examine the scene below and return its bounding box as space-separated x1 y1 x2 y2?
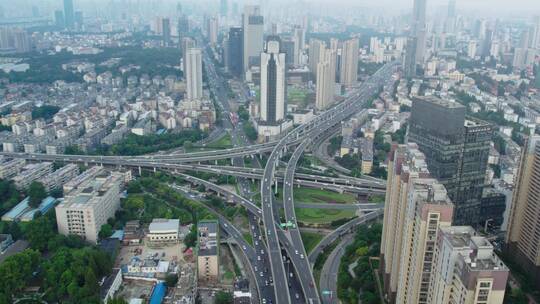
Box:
295 208 355 224
243 233 253 246
301 231 324 254
206 133 232 149
292 187 356 204
288 87 310 108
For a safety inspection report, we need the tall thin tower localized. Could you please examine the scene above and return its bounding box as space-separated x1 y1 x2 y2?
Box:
186 48 203 100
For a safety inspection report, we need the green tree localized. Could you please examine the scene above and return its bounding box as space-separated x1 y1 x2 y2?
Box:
28 181 47 208
215 291 233 304
99 224 114 239
184 226 197 248
31 105 60 120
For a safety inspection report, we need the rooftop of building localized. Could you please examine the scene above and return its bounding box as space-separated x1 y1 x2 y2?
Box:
198 221 218 256
415 96 465 109
148 218 180 233
58 171 122 208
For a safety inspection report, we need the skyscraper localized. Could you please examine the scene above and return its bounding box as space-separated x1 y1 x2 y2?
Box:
408 96 494 225
260 36 286 124
162 18 171 46
63 0 75 29
220 0 228 17
207 17 219 45
242 5 264 73
185 48 203 100
339 38 359 87
177 15 190 39
227 27 243 77
411 0 427 65
403 37 418 77
54 10 65 28
505 135 540 289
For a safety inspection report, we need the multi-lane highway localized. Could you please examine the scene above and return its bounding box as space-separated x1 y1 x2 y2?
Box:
259 61 398 304
283 140 320 303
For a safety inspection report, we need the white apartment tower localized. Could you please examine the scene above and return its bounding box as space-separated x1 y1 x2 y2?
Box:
186 48 203 100
339 38 359 87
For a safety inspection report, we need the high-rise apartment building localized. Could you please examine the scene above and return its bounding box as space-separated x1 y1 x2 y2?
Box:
308 39 325 80
177 15 190 39
227 27 243 77
63 0 75 29
293 26 305 66
185 48 203 100
197 220 219 284
382 143 453 303
315 48 336 110
339 38 359 87
505 135 540 289
242 5 264 72
403 37 418 77
382 144 508 303
430 226 508 304
56 171 126 243
408 96 494 226
181 37 196 72
260 36 286 124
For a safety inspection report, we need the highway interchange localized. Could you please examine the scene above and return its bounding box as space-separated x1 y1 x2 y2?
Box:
0 47 398 303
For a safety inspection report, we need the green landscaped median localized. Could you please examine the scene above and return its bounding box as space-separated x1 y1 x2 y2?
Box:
294 207 355 224
292 187 356 204
206 133 232 149
301 231 324 254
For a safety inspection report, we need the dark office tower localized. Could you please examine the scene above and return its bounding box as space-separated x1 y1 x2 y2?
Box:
74 11 83 28
55 10 65 28
63 0 75 29
177 15 189 39
403 37 417 78
227 27 243 77
281 38 295 68
408 96 494 226
0 6 4 18
481 29 493 59
162 18 171 46
220 0 228 17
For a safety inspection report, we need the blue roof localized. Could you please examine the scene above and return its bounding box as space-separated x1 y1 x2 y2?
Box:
149 282 166 304
19 197 57 222
110 230 124 240
1 198 30 221
3 196 57 222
